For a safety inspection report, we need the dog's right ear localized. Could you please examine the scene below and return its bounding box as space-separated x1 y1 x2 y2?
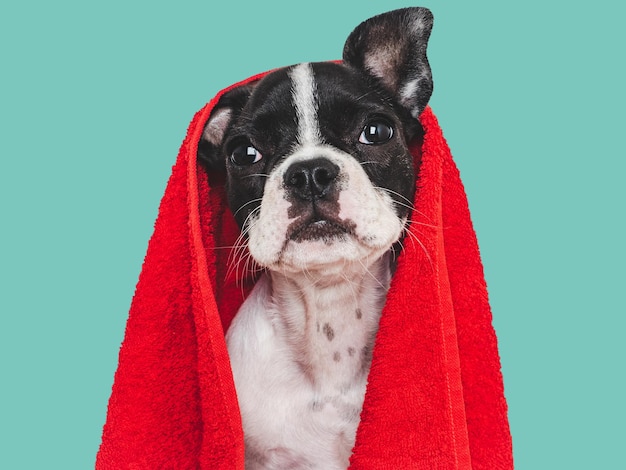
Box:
343 7 434 119
197 84 255 171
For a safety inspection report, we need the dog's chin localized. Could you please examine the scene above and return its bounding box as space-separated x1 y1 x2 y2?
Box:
250 219 403 278
280 240 384 276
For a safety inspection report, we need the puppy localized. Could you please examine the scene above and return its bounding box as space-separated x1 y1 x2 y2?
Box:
198 7 433 469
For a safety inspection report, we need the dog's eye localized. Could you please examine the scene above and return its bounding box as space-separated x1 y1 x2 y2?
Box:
359 121 394 145
230 144 263 166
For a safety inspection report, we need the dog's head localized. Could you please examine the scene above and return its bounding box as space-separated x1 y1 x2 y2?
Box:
198 8 433 275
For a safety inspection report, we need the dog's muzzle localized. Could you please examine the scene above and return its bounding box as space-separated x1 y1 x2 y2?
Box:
246 148 405 272
282 157 351 242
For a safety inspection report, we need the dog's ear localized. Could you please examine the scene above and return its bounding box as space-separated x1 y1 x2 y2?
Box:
343 7 434 118
197 84 255 171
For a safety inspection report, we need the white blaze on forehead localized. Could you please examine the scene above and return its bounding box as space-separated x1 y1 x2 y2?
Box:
290 63 322 146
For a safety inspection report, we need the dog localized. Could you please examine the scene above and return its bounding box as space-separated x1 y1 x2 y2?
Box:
198 7 433 469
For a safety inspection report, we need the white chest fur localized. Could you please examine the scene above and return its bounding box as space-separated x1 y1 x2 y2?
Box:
226 255 391 469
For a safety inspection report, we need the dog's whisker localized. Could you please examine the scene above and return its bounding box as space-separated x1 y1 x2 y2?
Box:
302 263 319 287
409 210 437 225
375 187 441 230
372 193 438 241
391 199 416 213
227 245 248 286
226 208 262 285
212 245 241 250
376 186 415 209
409 220 439 229
354 90 377 101
340 271 362 307
242 173 270 179
356 257 387 291
233 198 263 219
403 228 434 272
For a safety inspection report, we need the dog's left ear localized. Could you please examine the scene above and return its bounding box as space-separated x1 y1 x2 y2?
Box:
343 7 434 118
197 84 255 172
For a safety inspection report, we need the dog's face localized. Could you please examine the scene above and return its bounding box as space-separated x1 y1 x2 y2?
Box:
199 8 433 275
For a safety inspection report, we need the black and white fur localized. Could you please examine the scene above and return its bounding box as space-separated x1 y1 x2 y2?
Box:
198 8 433 469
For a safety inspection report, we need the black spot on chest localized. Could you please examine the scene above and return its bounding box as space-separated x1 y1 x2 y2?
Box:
323 323 335 341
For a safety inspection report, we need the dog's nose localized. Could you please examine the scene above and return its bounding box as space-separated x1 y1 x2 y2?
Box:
284 158 340 201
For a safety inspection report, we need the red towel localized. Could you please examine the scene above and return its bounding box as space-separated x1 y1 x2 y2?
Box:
97 69 513 469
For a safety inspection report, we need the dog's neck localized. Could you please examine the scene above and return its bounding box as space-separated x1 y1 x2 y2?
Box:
266 253 392 392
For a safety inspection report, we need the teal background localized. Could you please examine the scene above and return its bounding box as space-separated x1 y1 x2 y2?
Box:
1 0 624 468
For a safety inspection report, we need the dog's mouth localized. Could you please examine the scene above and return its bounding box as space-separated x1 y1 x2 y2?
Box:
288 216 356 243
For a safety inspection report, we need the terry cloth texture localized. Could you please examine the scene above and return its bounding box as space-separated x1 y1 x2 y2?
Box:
97 69 514 469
